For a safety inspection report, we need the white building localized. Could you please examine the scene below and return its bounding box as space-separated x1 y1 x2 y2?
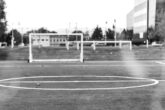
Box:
127 0 157 38
50 35 67 46
31 34 68 47
134 0 156 38
32 35 50 47
127 9 134 30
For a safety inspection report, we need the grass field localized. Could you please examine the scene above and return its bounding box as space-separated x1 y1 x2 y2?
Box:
0 60 164 110
0 46 165 61
0 46 165 109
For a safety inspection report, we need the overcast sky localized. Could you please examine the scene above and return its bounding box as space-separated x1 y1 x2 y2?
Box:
5 0 134 33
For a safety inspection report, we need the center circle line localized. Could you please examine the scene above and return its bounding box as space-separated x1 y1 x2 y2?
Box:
0 76 159 91
0 80 155 83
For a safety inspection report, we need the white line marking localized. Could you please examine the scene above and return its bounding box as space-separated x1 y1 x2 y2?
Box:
0 75 159 91
0 64 158 68
158 80 165 82
0 75 156 82
0 80 151 83
155 61 165 65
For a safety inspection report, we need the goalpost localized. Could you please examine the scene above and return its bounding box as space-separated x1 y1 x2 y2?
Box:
29 33 84 63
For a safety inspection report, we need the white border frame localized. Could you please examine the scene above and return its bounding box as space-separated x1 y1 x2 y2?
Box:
29 33 84 63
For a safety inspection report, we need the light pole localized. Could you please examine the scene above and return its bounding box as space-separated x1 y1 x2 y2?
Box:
105 21 108 41
68 22 71 34
18 22 24 46
20 27 24 46
146 0 149 47
104 21 108 45
113 19 116 47
11 23 14 48
75 22 78 41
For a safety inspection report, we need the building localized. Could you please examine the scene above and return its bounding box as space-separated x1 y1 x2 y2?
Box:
127 0 165 38
32 35 50 47
50 35 67 46
31 34 83 47
32 35 67 47
127 9 134 30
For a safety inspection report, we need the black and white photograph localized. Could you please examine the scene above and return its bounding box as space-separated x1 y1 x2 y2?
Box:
0 0 165 109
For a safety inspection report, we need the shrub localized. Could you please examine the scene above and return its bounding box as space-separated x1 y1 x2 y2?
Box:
132 38 146 46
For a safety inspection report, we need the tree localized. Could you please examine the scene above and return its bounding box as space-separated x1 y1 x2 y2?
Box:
155 14 165 42
72 30 90 41
105 28 114 40
118 29 133 40
84 30 90 41
72 30 83 33
120 29 127 40
0 0 7 42
36 27 56 33
91 26 103 40
27 27 57 33
143 27 155 43
154 3 165 42
126 29 133 40
7 29 22 46
68 30 83 41
23 34 29 46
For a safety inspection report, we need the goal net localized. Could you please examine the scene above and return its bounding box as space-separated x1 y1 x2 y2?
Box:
28 33 84 63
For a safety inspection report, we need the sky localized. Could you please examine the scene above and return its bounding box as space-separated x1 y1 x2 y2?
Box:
5 0 134 33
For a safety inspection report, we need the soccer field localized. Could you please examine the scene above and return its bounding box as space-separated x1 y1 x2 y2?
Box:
0 61 164 110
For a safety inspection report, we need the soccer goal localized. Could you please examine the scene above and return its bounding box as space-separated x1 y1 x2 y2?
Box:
83 40 132 50
28 33 84 63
